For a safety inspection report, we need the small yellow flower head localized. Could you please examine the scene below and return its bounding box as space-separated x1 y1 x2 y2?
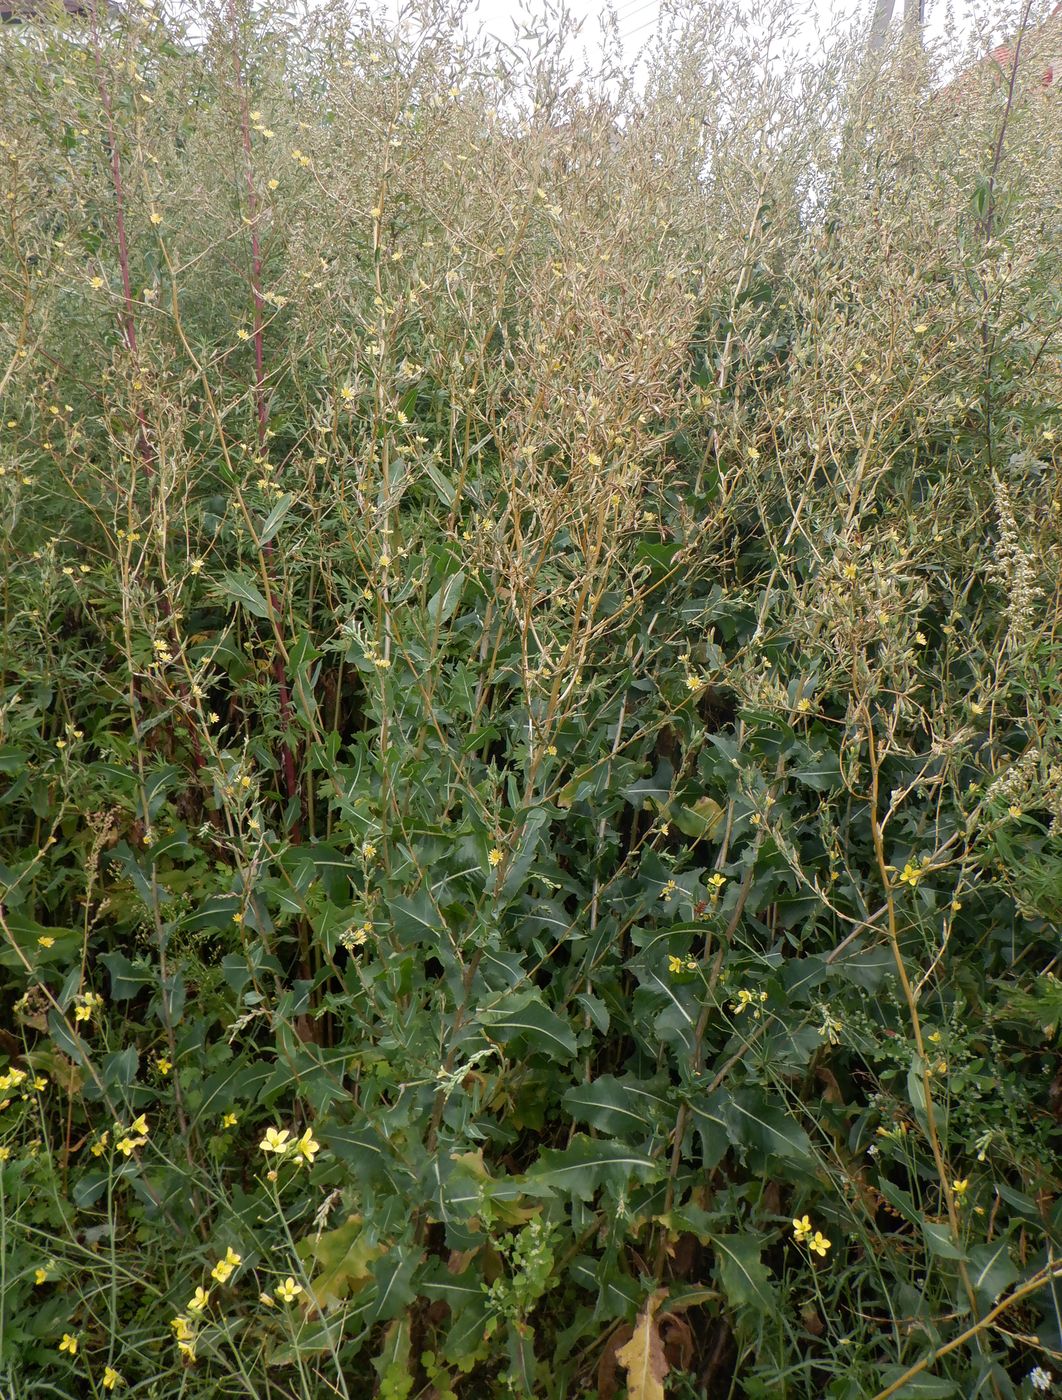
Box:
91 1131 110 1157
210 1258 234 1284
236 328 251 342
59 1333 78 1355
188 1286 210 1314
732 988 756 1015
361 841 377 859
149 211 162 226
267 178 279 190
487 847 503 868
792 1215 812 1243
90 275 105 289
156 1057 172 1074
295 1128 320 1165
667 954 683 975
809 1231 831 1257
1007 805 1022 820
546 744 557 756
38 935 55 948
842 562 858 580
707 873 726 890
275 1277 303 1303
952 1177 969 1199
115 1136 142 1157
35 1267 49 1285
170 1314 195 1341
222 1112 238 1128
260 1126 292 1155
102 1365 122 1390
177 1339 196 1361
897 861 922 888
129 1114 149 1136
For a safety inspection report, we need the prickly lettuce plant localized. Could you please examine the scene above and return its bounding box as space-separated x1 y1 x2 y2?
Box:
0 0 1060 1396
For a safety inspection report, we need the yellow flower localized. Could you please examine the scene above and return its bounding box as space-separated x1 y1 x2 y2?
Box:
223 1246 242 1268
0 1146 10 1161
129 1114 149 1136
102 1366 121 1390
115 1137 143 1156
91 1132 109 1157
221 1112 238 1128
809 1231 831 1257
35 1267 49 1285
210 1259 233 1284
260 1126 292 1154
89 275 105 289
177 1339 196 1361
1008 805 1022 819
295 1128 320 1165
188 1286 210 1314
38 935 55 948
275 1277 302 1303
667 955 683 974
952 1177 969 1198
156 1057 172 1074
792 1215 812 1242
170 1314 194 1340
59 1333 78 1355
897 862 922 888
236 328 251 342
546 744 557 756
267 178 279 190
149 211 162 225
487 847 503 868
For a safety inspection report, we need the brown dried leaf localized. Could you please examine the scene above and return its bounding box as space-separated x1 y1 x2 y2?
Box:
615 1289 670 1400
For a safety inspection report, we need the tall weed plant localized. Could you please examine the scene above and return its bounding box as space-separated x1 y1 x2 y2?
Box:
0 0 1060 1394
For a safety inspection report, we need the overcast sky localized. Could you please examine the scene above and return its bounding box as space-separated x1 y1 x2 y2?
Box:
381 0 1006 77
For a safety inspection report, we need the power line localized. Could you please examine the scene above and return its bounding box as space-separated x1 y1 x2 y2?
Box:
619 0 660 39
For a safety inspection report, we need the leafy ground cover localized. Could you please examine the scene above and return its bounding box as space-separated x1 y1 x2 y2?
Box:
0 0 1060 1395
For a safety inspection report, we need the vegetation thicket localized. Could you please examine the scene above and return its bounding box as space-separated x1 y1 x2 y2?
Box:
0 0 1060 1394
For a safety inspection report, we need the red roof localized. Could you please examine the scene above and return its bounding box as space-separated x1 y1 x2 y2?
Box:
975 2 1060 90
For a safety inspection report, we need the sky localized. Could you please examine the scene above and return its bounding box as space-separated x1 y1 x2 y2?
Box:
382 0 1008 80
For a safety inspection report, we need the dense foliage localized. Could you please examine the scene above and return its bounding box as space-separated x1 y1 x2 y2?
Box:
1 0 1060 1395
